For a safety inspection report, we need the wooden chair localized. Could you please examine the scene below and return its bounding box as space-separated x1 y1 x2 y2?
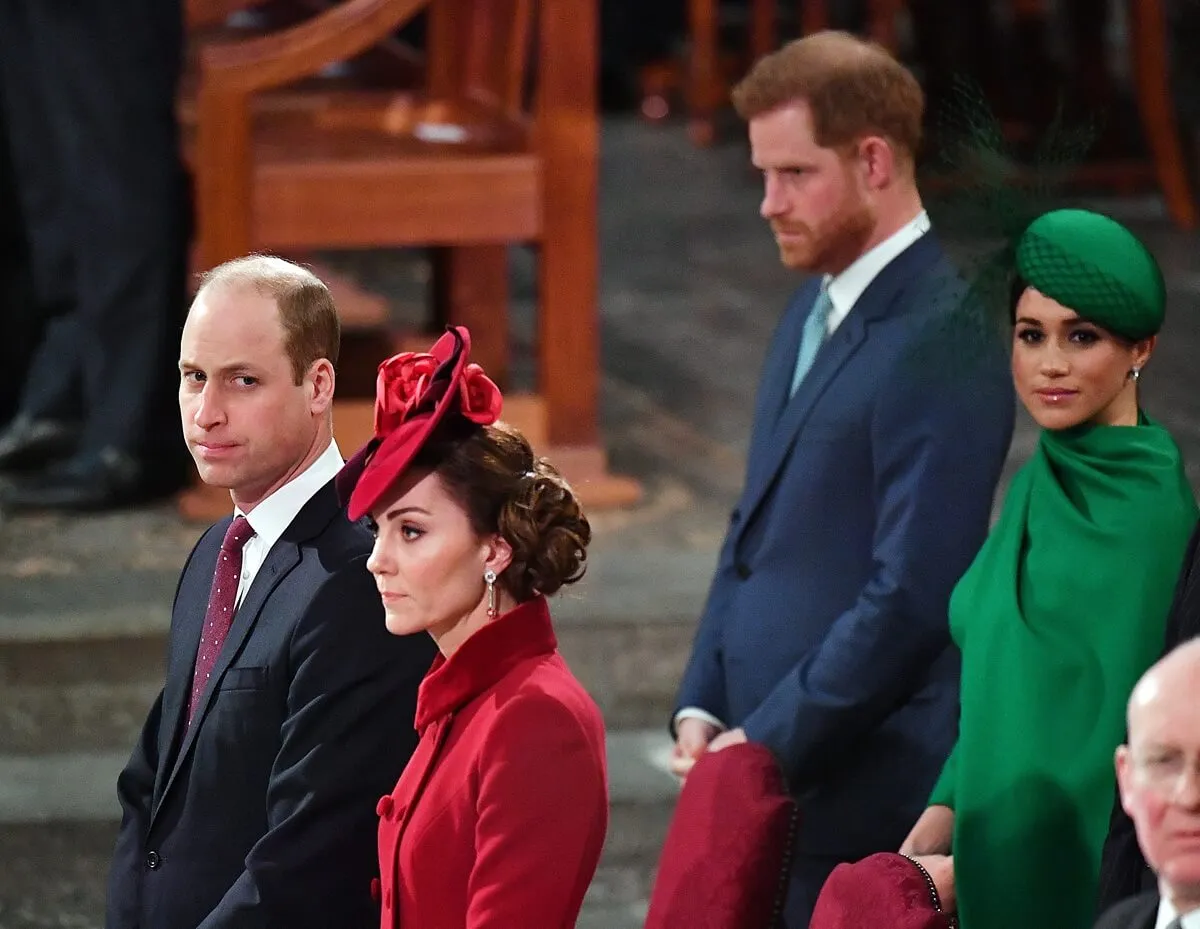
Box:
181 0 427 337
674 0 1197 230
176 0 639 520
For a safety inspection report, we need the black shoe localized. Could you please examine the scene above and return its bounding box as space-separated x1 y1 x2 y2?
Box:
0 447 146 512
0 415 81 473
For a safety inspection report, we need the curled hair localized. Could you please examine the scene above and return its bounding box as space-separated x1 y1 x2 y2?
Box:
411 417 591 601
731 30 923 163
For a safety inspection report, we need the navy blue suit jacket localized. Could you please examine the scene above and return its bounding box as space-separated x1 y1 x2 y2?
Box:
106 480 438 929
676 232 1015 859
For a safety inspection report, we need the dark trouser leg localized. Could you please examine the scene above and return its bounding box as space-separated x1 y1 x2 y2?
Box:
0 85 43 425
782 853 852 929
0 0 81 423
20 0 189 461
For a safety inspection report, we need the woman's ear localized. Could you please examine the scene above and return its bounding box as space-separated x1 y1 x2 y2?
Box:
1130 334 1157 373
483 535 513 577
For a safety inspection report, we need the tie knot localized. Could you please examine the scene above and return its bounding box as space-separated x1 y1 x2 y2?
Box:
811 285 834 323
222 516 254 554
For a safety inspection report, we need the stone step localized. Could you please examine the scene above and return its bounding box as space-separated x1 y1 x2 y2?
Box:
577 900 650 929
0 732 680 856
0 547 714 753
0 729 677 927
0 823 654 929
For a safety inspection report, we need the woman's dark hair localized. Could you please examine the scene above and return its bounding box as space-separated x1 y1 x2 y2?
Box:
411 416 591 600
1009 273 1029 324
1009 273 1137 345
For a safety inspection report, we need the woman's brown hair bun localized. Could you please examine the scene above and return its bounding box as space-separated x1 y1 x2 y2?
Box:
412 418 591 601
498 456 590 600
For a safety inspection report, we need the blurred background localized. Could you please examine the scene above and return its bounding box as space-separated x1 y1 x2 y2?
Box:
1 1 1198 926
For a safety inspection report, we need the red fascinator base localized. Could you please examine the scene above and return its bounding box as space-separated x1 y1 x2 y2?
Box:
337 326 503 521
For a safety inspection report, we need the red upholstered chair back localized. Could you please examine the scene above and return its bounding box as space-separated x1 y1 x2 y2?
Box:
644 743 798 929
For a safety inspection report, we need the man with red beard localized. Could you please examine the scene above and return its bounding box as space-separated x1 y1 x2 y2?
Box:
1098 639 1200 929
669 31 1014 927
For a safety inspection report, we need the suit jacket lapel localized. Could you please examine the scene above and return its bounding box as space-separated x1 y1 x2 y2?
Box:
742 283 817 496
736 313 870 532
1137 893 1160 929
152 482 341 824
153 524 225 811
735 234 943 539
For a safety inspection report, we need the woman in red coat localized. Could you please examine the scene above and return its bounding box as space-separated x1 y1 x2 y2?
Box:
337 325 609 929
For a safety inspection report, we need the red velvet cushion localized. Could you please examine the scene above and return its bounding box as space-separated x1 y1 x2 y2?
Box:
644 743 798 929
810 853 955 929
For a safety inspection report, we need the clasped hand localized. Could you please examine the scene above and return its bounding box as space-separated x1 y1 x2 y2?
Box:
669 720 747 778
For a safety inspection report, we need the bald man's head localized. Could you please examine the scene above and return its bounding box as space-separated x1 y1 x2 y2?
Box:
1128 638 1200 730
1116 639 1200 910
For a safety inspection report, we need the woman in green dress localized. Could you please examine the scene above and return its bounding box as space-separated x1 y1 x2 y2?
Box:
899 208 1199 929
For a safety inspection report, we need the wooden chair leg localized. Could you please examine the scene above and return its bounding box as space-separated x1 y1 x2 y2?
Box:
538 227 598 448
538 0 598 448
800 0 830 35
750 0 777 59
687 0 720 146
867 0 903 51
1128 0 1198 229
432 246 510 388
1012 0 1047 15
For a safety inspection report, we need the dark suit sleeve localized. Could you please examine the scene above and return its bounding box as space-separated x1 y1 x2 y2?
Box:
1092 891 1160 929
107 531 208 929
673 531 739 728
196 554 434 929
105 687 165 929
741 334 1014 784
673 301 802 731
1159 521 1200 650
1096 521 1200 914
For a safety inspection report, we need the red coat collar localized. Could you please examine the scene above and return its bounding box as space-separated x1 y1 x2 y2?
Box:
414 596 558 731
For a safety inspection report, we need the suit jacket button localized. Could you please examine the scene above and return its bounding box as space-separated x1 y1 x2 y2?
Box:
145 851 161 870
376 795 394 817
735 562 752 580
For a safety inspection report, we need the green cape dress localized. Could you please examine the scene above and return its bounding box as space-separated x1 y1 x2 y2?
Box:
928 415 1197 929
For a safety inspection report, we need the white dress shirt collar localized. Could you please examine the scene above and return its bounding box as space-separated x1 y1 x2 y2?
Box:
236 439 344 555
821 209 931 335
1156 894 1200 929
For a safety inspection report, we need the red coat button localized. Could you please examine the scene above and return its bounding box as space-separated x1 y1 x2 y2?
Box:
370 878 380 902
385 889 392 908
376 795 394 817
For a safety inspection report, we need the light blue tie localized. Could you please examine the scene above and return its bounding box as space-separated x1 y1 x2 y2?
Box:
789 285 834 397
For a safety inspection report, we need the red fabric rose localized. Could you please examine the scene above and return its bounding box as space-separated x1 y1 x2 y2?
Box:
458 364 502 425
375 352 439 435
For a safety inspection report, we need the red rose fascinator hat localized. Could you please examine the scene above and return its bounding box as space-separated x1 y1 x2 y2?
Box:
337 326 503 521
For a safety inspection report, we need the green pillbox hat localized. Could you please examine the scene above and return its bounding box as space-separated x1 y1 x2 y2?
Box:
1015 208 1166 340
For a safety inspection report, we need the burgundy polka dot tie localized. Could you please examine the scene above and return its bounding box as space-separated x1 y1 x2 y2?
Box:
187 516 255 724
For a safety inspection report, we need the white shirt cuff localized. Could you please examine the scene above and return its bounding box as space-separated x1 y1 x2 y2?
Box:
673 707 728 733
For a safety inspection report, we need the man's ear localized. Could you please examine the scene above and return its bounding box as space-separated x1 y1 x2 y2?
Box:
856 135 898 191
307 358 336 415
1115 744 1135 814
